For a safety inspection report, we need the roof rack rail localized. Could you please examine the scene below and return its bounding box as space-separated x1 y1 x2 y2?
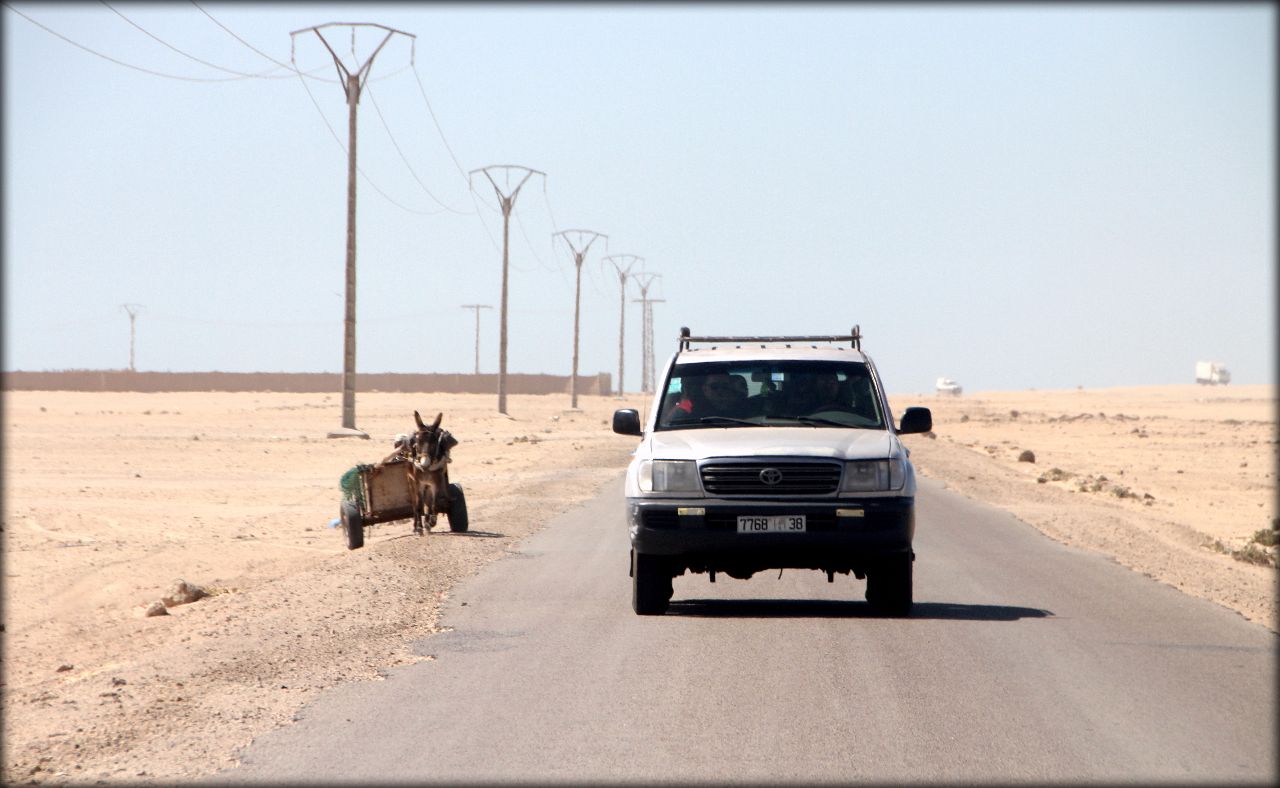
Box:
678 325 861 351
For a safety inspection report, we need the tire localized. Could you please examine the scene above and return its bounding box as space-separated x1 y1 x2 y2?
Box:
341 500 364 550
632 551 673 615
447 483 469 533
865 553 912 616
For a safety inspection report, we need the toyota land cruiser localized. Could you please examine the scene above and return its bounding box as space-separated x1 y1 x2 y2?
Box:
612 327 932 615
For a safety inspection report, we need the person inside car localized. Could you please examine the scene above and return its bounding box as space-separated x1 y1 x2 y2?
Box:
786 371 856 415
663 372 752 424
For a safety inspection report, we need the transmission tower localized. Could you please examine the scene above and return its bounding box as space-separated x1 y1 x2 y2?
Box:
468 165 545 415
120 303 143 372
601 254 642 397
292 22 414 438
460 304 492 374
631 272 662 393
553 229 607 409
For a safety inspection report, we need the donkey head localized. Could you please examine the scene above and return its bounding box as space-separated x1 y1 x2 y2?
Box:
410 411 456 466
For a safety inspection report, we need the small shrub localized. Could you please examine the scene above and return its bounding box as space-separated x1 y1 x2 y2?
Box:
1041 467 1073 482
1232 543 1275 567
1251 528 1279 548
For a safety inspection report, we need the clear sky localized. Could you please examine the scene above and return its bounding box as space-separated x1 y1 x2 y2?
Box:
3 3 1274 394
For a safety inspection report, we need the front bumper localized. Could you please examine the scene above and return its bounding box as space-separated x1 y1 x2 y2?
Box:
627 497 914 576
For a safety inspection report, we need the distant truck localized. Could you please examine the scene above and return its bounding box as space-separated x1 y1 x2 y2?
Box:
1195 361 1230 385
935 377 963 396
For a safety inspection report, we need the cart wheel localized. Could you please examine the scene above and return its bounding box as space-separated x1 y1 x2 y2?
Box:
447 483 469 533
341 501 364 550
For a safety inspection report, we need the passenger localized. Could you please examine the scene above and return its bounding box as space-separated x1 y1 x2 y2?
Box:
786 371 850 414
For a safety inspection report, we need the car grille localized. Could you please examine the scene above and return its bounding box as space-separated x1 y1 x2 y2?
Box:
700 461 842 496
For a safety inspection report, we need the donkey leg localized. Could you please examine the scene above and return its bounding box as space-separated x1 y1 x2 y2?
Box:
412 492 424 536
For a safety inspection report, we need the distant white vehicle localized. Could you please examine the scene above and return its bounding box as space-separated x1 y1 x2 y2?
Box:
935 377 963 396
1195 361 1230 386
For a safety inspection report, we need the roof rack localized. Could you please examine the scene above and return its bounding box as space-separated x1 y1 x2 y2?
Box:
678 325 862 351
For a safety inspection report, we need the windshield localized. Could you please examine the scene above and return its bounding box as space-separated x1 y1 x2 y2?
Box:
655 360 885 430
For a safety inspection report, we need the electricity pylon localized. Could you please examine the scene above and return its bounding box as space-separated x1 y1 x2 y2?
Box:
460 304 492 374
468 165 546 415
633 294 665 394
291 22 414 438
553 230 607 409
631 272 662 393
601 255 642 397
120 303 143 372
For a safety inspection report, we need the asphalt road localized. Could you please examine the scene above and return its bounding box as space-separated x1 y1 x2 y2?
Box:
219 475 1276 784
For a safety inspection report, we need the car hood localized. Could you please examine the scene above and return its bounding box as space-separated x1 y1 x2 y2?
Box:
645 427 897 462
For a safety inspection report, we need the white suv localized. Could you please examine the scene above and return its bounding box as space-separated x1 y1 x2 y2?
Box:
612 327 932 615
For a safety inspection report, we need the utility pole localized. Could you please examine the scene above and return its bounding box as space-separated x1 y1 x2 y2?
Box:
292 22 413 438
632 294 666 394
120 303 143 372
460 304 492 374
601 254 641 398
632 273 661 392
468 165 545 415
553 230 607 409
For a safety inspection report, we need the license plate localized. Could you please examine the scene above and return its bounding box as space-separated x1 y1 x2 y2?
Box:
737 515 806 533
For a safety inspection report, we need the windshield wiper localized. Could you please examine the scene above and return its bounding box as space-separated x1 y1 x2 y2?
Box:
697 416 762 427
790 416 857 428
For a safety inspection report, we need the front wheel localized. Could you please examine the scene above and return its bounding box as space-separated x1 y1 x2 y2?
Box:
865 552 912 616
446 483 469 533
341 500 364 550
632 551 673 615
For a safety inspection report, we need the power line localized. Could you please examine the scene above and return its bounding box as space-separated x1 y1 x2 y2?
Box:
100 1 298 80
191 0 332 81
365 83 473 215
3 2 270 82
409 62 469 181
291 56 440 216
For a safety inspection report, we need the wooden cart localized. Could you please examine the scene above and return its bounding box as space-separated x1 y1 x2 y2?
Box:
338 458 468 550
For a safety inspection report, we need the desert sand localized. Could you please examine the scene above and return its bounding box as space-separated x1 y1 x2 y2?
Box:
2 384 1275 783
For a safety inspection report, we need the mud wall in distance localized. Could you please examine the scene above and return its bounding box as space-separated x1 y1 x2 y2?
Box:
3 370 614 396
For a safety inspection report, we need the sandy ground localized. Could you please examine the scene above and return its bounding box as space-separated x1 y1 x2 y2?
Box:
2 385 1276 783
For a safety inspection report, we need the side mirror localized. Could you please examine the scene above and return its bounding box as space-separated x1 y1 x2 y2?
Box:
612 408 643 436
898 406 932 435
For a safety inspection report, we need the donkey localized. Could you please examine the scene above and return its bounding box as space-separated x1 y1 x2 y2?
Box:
407 410 458 535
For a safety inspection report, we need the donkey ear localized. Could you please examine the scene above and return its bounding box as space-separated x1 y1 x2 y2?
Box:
414 411 426 430
431 412 443 430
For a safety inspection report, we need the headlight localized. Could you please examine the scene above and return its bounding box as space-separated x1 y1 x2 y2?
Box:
840 458 906 492
638 460 701 493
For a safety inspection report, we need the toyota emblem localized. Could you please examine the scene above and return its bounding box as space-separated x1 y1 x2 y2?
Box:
759 467 784 486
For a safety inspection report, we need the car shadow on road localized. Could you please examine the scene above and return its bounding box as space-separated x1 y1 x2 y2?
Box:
666 599 1053 621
